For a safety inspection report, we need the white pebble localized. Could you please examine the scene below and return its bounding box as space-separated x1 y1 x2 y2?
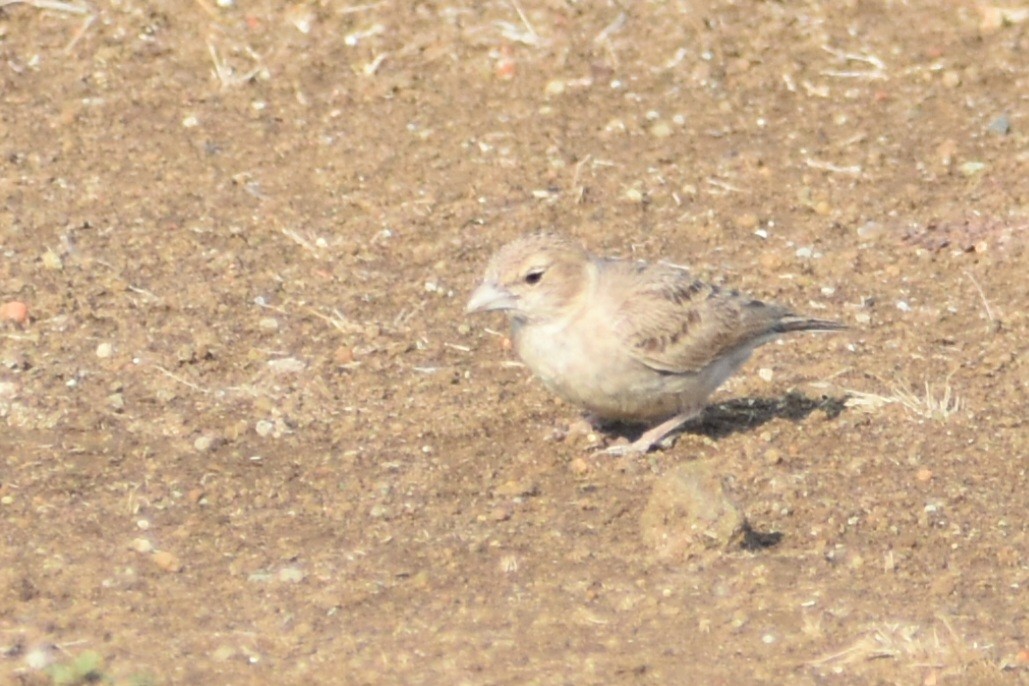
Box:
544 79 566 96
255 420 274 437
267 357 306 374
758 368 774 382
278 566 305 583
131 538 153 553
896 301 911 312
96 342 113 358
624 187 644 203
25 647 52 670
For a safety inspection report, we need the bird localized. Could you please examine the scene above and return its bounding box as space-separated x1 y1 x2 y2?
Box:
466 232 845 455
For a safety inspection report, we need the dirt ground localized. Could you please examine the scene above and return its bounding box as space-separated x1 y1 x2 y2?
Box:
0 0 1026 684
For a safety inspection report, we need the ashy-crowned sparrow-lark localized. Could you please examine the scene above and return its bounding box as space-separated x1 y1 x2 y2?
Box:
467 233 844 454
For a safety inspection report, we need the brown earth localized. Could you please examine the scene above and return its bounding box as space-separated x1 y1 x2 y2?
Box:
1 1 1026 684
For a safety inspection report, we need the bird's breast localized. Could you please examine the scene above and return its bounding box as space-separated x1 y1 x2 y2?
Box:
512 317 686 422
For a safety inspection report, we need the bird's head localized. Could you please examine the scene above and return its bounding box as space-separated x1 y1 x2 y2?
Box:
466 233 593 323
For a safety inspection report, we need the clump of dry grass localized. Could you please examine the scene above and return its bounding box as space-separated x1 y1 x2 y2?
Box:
811 617 994 679
845 379 963 421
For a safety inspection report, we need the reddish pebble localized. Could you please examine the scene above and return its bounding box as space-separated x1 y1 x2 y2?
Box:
0 301 28 324
334 346 355 365
496 58 517 79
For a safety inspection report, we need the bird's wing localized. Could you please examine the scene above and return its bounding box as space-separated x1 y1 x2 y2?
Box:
607 261 789 374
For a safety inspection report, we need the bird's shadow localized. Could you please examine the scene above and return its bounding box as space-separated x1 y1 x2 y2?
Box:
602 391 847 443
686 391 847 440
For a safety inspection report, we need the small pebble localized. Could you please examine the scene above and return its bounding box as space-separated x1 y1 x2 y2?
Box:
267 357 305 374
857 222 882 239
568 457 591 475
130 538 154 553
650 121 673 138
933 139 957 169
152 550 182 572
278 566 305 583
212 646 236 662
495 479 539 498
255 420 274 437
959 161 986 176
0 301 28 324
544 79 566 96
24 647 52 670
736 213 759 231
258 317 279 331
490 505 513 521
42 250 63 270
987 115 1011 135
758 368 774 382
194 435 215 452
96 342 113 358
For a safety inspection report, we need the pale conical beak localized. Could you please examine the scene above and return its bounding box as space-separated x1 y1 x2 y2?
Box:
466 282 518 314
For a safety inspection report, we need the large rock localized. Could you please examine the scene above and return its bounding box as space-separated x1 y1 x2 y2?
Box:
641 460 748 560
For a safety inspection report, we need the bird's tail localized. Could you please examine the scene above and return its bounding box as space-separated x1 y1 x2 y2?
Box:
773 315 847 334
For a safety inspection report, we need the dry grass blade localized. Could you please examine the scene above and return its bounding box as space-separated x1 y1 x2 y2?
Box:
0 0 90 13
508 0 540 43
208 42 264 89
962 269 995 323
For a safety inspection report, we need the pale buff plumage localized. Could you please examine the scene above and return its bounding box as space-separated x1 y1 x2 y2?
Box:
466 233 845 454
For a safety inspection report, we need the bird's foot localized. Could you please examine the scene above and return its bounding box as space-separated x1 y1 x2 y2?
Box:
594 412 696 457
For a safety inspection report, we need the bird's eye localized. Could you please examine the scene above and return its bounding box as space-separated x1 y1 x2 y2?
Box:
524 269 544 285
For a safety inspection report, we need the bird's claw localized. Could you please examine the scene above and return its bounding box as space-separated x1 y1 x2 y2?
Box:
597 441 654 457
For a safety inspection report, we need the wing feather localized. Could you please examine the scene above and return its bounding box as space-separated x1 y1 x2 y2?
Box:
608 261 790 374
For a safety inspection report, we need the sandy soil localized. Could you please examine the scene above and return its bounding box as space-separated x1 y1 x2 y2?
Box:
1 1 1026 684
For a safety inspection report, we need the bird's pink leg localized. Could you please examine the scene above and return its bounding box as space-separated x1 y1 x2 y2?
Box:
599 410 699 456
